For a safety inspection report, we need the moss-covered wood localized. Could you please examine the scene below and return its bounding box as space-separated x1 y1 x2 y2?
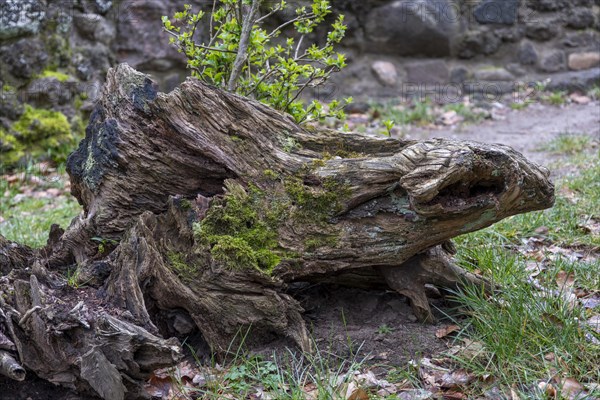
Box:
0 64 554 399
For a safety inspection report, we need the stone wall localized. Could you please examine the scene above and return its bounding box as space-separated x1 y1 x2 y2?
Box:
329 0 600 100
1 0 599 166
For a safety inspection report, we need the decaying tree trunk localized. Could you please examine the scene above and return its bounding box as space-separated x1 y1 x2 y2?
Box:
0 64 554 399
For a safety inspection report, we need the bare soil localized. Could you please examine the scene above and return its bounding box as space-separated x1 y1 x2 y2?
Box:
2 102 597 399
409 101 600 174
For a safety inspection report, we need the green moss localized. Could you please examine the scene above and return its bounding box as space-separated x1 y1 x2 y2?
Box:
38 70 71 82
282 136 300 153
167 251 198 282
0 128 25 167
1 105 76 167
263 169 279 180
333 149 363 158
311 158 326 168
13 105 71 143
194 165 350 273
283 175 348 222
193 181 283 274
179 198 192 210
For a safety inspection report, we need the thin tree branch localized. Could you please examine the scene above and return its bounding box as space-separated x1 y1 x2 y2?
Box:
267 14 315 39
227 0 262 92
163 29 237 53
256 1 284 23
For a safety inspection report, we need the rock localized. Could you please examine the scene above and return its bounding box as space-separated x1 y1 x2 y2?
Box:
371 61 398 86
562 31 600 48
405 60 449 84
449 67 469 84
525 19 560 41
0 38 48 80
568 52 600 71
113 0 194 71
496 26 525 43
473 0 519 25
567 7 596 29
23 77 79 110
364 0 459 56
0 0 46 40
72 43 114 82
95 0 113 14
506 63 528 77
463 81 515 98
528 0 569 11
0 87 25 120
457 30 501 59
74 13 116 45
539 50 567 73
518 41 538 66
545 68 600 92
344 102 370 114
473 67 515 81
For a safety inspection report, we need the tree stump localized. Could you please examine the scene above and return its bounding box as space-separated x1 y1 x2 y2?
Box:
0 64 554 399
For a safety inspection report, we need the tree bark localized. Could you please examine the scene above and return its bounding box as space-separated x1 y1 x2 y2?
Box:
0 64 554 398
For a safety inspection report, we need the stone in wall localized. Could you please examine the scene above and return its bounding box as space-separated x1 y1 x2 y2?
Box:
113 0 205 82
364 0 459 57
518 41 538 65
473 0 519 25
405 60 449 84
527 0 569 12
562 31 600 49
473 67 515 81
457 30 501 59
371 61 398 86
568 52 600 70
525 18 561 41
0 0 46 40
539 50 567 73
566 7 597 29
0 38 48 80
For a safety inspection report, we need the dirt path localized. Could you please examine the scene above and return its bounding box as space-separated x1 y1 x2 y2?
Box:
410 101 600 172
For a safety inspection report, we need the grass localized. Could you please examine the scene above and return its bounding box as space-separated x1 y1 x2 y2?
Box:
543 90 568 106
176 334 369 400
482 149 599 247
372 98 436 127
0 163 80 247
541 132 592 155
448 149 600 396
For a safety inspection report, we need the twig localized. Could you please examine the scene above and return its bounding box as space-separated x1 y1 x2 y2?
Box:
294 34 304 59
163 29 237 53
267 14 315 39
256 1 284 23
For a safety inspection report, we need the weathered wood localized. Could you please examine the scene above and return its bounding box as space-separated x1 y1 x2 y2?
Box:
0 64 554 399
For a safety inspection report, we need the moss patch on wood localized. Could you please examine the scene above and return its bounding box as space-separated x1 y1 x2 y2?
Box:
167 251 198 283
193 167 350 273
193 181 285 274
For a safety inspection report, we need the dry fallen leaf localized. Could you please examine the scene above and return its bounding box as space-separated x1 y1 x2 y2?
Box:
538 381 557 398
435 325 460 339
555 271 576 290
560 377 586 400
569 93 591 104
346 387 369 400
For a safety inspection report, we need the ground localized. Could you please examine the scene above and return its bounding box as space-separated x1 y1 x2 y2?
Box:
1 92 599 399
